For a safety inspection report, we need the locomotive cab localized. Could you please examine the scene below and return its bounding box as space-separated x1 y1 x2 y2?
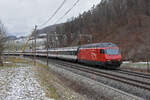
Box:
103 48 122 67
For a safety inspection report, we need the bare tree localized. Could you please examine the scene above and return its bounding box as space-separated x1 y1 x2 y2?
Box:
0 21 6 66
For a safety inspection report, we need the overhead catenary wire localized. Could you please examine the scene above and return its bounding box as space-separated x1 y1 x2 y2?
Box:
39 0 67 28
54 0 80 24
17 0 80 59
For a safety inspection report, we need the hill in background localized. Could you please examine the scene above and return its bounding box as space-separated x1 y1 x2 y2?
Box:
37 0 150 61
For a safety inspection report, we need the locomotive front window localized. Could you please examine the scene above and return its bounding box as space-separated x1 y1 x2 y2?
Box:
105 49 120 55
100 49 105 54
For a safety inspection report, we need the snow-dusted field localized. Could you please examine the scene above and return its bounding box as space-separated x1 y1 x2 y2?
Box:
0 64 54 100
123 61 150 64
122 61 150 69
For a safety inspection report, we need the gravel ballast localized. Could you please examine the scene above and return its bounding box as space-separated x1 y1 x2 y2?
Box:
36 59 143 100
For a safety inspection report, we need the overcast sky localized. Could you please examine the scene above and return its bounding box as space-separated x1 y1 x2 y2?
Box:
0 0 100 37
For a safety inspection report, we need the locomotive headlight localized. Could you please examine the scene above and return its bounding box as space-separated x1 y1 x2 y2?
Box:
118 59 121 61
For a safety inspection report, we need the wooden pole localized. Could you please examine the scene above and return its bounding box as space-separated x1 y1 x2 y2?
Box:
47 33 49 66
34 25 37 65
147 32 150 72
147 59 149 72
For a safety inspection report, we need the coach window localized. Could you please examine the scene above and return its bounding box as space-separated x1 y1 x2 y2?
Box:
72 51 74 55
73 51 76 55
71 51 73 55
100 49 105 54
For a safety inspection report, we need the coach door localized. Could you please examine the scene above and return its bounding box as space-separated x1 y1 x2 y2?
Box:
100 49 105 61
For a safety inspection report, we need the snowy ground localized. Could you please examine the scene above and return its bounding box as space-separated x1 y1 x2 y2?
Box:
0 64 54 100
122 61 150 69
123 61 150 64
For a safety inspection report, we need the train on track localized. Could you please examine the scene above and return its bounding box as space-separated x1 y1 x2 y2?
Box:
5 42 122 69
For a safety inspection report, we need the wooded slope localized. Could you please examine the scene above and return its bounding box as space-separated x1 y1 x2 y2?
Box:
38 0 150 61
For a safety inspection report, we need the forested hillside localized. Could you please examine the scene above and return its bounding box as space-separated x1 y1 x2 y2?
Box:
38 0 150 61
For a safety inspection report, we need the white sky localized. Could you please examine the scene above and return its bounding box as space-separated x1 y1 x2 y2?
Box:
0 0 100 36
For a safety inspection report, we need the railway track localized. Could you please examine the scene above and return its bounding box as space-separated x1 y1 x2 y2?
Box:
33 57 144 100
117 69 150 79
49 59 150 91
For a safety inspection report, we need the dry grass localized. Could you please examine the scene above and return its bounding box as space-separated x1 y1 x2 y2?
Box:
34 66 60 100
33 61 85 100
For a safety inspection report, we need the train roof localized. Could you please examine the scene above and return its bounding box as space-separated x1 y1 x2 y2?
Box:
80 42 117 48
39 43 117 52
48 46 78 51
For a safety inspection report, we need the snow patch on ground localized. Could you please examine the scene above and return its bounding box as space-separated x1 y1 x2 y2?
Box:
123 61 150 64
136 62 150 64
122 61 150 69
123 61 131 64
0 64 54 100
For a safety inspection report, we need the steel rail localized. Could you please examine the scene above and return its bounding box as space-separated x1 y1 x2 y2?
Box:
50 59 150 91
117 69 150 79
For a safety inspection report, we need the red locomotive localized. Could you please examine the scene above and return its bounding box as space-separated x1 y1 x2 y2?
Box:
77 43 122 68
